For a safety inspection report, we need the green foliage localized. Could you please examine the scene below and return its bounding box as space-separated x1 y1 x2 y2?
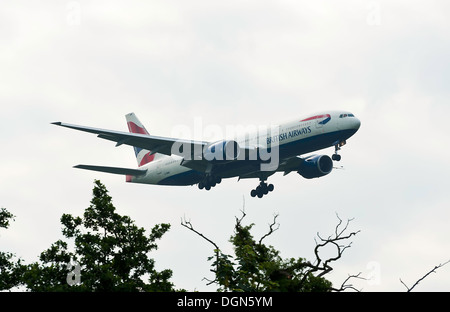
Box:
22 180 174 292
0 207 25 290
0 207 15 229
3 181 354 292
205 213 332 292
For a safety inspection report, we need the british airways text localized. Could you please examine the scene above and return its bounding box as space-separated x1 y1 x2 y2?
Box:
267 126 311 145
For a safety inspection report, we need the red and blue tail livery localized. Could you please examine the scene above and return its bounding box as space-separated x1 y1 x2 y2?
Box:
126 113 157 167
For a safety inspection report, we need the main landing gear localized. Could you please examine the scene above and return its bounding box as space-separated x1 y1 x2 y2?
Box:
198 175 222 191
332 140 346 161
250 180 274 198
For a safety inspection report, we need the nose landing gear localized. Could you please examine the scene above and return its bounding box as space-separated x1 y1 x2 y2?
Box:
332 140 346 161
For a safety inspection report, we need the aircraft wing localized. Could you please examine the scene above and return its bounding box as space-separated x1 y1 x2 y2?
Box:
74 164 147 176
277 156 304 175
237 156 306 180
52 122 208 157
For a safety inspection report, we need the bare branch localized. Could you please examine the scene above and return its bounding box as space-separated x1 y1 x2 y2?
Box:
235 195 246 227
181 216 224 285
400 260 450 292
399 278 409 291
332 272 367 292
180 216 220 251
235 208 247 228
258 213 280 245
202 276 216 286
334 212 344 238
300 214 360 285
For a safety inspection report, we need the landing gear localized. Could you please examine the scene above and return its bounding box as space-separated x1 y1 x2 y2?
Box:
332 140 346 161
198 175 222 191
332 154 341 161
250 180 274 198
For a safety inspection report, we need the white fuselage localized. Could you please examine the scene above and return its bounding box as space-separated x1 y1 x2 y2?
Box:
129 111 360 186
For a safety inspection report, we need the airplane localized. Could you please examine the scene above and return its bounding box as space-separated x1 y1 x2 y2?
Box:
52 110 360 198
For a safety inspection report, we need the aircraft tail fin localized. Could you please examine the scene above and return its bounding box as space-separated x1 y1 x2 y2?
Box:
125 112 164 167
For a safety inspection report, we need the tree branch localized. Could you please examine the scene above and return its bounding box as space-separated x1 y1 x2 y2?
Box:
180 216 220 251
400 260 450 292
331 272 367 292
300 214 360 286
258 214 280 245
180 216 223 285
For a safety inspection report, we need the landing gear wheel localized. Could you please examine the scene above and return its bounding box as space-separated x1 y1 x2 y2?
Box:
250 181 275 198
333 140 345 161
198 174 222 191
332 154 341 161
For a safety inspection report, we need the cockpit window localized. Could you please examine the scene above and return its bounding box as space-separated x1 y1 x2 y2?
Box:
339 113 355 118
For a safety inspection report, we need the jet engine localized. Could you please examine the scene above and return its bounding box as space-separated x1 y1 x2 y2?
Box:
298 155 333 179
203 140 241 162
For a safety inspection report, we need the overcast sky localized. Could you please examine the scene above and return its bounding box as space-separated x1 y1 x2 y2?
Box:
1 0 450 291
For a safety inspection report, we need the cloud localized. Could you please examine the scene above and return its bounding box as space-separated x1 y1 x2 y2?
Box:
1 0 450 291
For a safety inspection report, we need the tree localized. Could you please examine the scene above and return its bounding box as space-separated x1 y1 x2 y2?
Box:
181 209 359 292
22 180 174 291
0 207 15 229
0 208 25 290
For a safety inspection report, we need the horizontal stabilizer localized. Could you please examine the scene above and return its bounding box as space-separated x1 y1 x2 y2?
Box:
74 165 147 176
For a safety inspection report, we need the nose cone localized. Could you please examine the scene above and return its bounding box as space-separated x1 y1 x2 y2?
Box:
353 117 361 130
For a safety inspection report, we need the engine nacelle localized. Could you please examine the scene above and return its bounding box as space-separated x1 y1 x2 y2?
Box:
298 155 333 179
203 140 241 162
